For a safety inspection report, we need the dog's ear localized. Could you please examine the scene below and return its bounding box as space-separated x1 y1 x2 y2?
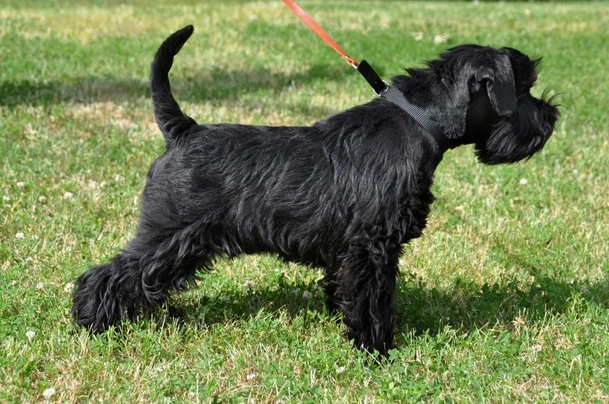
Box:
475 53 517 117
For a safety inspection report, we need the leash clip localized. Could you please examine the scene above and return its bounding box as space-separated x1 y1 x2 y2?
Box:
356 59 388 95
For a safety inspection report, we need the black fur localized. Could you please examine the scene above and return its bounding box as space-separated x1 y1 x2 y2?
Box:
72 25 559 355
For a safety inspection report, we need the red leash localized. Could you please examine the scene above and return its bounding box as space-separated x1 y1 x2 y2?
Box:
282 0 359 69
282 0 386 95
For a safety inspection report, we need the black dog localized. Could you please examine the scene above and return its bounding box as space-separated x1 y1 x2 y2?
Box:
73 25 558 355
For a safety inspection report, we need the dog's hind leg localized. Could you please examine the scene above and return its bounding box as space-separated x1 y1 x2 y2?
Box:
72 224 211 333
329 234 400 355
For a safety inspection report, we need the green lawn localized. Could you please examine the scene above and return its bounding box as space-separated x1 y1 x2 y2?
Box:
1 1 607 402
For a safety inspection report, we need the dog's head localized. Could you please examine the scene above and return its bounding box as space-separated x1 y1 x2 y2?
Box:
396 44 559 164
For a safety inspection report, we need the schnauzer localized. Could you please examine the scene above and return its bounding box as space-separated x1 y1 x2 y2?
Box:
72 25 558 355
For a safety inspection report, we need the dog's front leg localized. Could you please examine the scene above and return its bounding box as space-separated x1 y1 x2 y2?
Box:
330 234 400 355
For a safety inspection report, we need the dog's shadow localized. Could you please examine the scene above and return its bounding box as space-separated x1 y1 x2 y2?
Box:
167 274 329 329
166 269 608 344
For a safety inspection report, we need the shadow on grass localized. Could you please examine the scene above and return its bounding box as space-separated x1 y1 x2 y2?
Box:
166 269 608 344
168 274 328 328
0 63 350 114
395 274 608 340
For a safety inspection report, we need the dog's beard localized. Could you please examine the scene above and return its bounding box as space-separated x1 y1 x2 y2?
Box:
475 96 559 165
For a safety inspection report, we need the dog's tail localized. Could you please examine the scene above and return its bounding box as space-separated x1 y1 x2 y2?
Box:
150 25 197 145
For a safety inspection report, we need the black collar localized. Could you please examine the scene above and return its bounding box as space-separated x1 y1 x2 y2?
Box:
356 60 453 153
380 86 453 152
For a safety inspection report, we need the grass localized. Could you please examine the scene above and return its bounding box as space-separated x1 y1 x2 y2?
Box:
1 0 608 402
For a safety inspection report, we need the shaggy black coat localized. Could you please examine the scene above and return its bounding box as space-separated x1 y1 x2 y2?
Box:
72 25 559 354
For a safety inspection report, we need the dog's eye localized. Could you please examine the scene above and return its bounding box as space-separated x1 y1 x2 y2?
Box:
468 77 485 93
